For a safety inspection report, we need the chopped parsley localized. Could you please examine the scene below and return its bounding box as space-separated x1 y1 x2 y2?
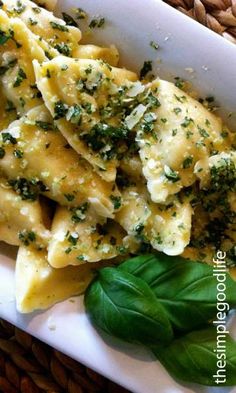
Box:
80 123 129 160
19 97 26 107
14 1 26 14
6 100 16 112
70 202 89 223
2 132 17 145
181 117 193 128
140 60 152 79
67 232 78 246
110 195 121 210
13 149 23 158
64 193 75 202
210 157 236 192
116 170 133 189
155 235 163 244
66 104 82 124
50 21 69 32
221 130 229 139
150 40 159 50
0 58 17 76
36 120 55 131
182 156 193 169
54 101 68 120
8 177 49 201
173 107 182 115
77 255 85 261
164 165 180 183
18 230 36 246
172 129 178 136
0 30 12 45
89 17 105 28
46 68 51 78
62 12 78 27
54 43 71 56
32 6 41 13
116 245 127 255
198 126 209 138
0 147 5 159
174 77 185 89
13 68 27 88
174 94 187 103
61 64 68 71
75 8 87 19
28 18 38 26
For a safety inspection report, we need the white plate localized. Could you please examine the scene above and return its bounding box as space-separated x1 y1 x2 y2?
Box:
0 1 236 392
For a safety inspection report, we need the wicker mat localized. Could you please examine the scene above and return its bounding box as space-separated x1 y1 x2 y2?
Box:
0 319 130 393
1 2 235 392
164 0 236 44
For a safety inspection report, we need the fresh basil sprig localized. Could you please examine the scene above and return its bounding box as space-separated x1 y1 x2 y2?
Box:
84 254 236 386
119 253 236 332
85 267 173 346
154 327 236 386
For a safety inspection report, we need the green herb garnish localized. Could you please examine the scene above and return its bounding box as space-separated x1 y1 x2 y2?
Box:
140 60 152 79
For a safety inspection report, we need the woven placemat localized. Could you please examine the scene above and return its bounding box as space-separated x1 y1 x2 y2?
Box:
0 319 130 393
164 0 236 43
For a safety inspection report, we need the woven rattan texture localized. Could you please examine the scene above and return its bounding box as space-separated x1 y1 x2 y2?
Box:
0 319 130 393
164 0 236 43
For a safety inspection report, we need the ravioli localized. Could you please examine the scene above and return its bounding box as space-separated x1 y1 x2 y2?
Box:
0 86 17 130
15 246 95 313
33 57 138 181
1 0 82 57
48 204 129 268
75 45 119 66
0 179 50 247
136 79 234 203
116 185 193 255
0 105 119 217
0 10 46 115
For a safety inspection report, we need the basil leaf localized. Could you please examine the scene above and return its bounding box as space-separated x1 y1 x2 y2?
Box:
154 327 236 386
85 267 173 346
119 254 236 332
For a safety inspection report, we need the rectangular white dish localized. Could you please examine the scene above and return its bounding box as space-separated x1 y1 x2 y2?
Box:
0 0 236 392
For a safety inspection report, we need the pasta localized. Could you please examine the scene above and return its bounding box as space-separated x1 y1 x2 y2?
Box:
48 205 130 267
136 79 234 204
0 180 50 247
33 56 137 181
116 185 192 255
0 105 118 217
0 0 234 313
1 0 82 57
0 10 46 115
16 246 95 313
